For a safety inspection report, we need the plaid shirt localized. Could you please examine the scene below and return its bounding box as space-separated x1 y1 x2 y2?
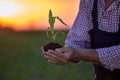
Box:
65 0 120 70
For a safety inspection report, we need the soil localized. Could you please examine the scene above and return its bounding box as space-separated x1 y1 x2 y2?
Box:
43 42 62 51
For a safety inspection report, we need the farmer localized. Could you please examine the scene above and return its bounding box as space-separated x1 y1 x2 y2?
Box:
41 0 120 80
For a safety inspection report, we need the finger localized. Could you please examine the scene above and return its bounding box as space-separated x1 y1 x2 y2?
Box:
55 48 66 53
55 48 71 60
41 47 45 53
44 53 57 61
56 47 73 59
47 50 68 63
45 51 59 60
48 50 66 58
48 60 57 64
40 47 46 56
45 53 68 65
46 50 69 63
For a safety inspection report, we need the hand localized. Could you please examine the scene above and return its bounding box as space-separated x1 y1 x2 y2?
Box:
41 47 79 65
41 47 100 65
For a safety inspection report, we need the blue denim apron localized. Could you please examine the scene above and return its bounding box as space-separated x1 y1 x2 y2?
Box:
88 0 120 80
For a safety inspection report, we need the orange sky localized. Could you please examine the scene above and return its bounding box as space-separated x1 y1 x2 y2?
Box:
0 0 79 31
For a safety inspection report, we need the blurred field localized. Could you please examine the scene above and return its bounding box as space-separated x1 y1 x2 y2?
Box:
0 31 94 80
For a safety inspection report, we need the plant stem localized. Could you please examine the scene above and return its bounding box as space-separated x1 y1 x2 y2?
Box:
51 27 55 42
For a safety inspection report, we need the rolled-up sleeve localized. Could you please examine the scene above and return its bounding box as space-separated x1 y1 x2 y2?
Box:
96 44 120 71
65 0 92 49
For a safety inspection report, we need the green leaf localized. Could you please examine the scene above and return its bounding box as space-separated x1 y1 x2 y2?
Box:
46 27 51 37
49 9 55 29
56 16 69 27
53 31 65 41
47 9 68 42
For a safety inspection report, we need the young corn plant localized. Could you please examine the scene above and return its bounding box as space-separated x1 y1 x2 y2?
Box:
46 9 68 42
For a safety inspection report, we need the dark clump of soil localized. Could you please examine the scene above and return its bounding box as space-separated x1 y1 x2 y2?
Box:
43 42 62 51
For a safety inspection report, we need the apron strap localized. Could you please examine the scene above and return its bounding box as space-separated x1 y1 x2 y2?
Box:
92 0 98 30
118 16 120 33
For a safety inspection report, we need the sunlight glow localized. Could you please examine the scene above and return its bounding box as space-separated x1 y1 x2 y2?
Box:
0 0 79 30
0 1 21 17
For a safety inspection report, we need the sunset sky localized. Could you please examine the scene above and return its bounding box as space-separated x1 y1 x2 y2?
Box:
0 0 79 31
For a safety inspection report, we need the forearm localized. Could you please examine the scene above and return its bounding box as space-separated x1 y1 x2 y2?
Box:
76 49 100 64
68 47 100 64
72 44 120 70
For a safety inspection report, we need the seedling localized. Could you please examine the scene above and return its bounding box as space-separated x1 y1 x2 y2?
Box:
46 9 68 42
43 9 68 51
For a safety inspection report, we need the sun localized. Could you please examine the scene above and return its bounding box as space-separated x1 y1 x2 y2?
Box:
0 1 21 17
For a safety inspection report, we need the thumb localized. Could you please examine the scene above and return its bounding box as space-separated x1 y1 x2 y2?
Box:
55 47 70 53
55 47 66 53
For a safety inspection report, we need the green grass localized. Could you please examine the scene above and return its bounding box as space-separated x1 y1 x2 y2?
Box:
0 31 94 80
